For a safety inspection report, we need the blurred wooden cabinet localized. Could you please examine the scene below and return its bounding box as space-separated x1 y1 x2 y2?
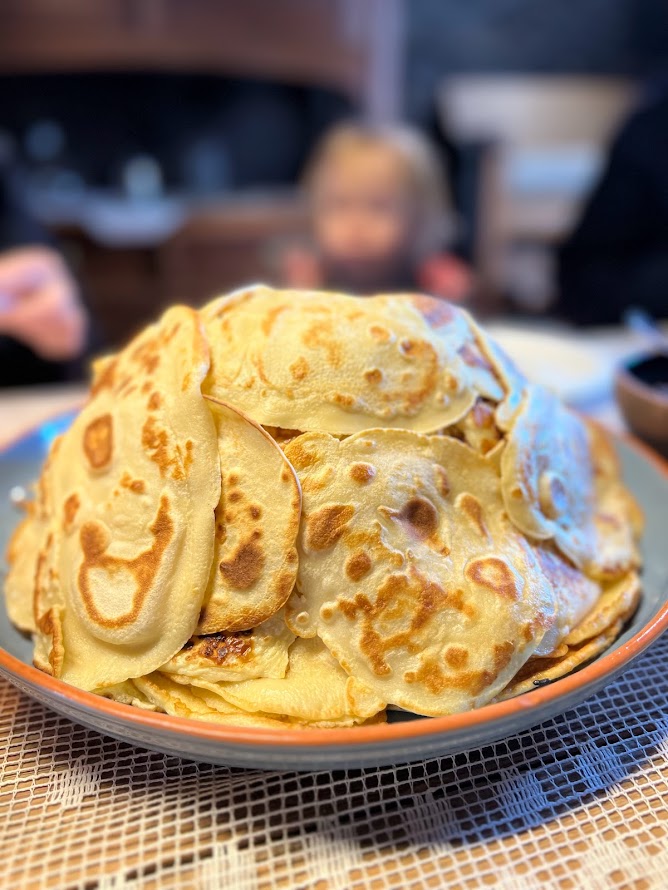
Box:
0 0 402 120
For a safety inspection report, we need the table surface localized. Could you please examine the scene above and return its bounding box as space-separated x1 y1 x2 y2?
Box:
1 328 667 890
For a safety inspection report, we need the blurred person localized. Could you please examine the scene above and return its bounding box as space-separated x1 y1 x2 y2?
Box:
0 149 87 386
278 122 473 301
558 89 668 325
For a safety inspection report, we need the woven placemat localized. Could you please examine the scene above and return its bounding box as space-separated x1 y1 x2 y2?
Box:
1 628 667 890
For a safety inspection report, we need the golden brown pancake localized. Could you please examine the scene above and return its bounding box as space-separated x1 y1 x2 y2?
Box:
500 386 642 581
202 286 503 434
45 306 221 690
182 636 386 727
283 429 559 716
196 399 301 633
161 609 295 683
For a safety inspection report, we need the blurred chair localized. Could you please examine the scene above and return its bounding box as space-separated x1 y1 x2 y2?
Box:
438 76 637 310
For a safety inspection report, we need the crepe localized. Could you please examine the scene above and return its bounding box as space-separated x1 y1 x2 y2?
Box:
196 399 301 633
202 287 503 434
183 636 385 727
38 306 220 690
161 610 295 683
501 387 642 581
130 673 293 728
283 429 559 716
5 434 64 634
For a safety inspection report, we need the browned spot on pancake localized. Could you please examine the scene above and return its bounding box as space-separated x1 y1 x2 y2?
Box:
289 356 309 381
83 414 113 470
131 339 160 374
219 539 265 589
444 646 469 669
460 342 493 372
91 358 118 396
142 416 184 480
287 441 320 471
119 471 145 494
261 303 288 336
457 493 489 539
227 473 239 485
350 462 376 485
493 640 515 672
195 630 253 664
466 557 518 600
333 392 355 408
164 321 182 344
369 324 391 343
215 519 226 544
249 504 262 520
229 491 242 503
141 380 152 394
148 392 162 411
397 497 439 540
345 552 372 582
63 493 80 529
409 294 455 329
302 321 341 367
306 504 355 551
77 495 174 629
181 371 191 392
444 372 459 392
434 466 450 498
184 440 194 474
364 368 382 384
337 570 461 677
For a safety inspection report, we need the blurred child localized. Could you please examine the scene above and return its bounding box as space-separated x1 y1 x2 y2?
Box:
280 121 472 301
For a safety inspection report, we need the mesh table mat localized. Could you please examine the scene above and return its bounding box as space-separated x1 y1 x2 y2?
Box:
1 630 667 890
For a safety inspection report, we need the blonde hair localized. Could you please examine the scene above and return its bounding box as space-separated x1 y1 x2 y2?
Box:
303 121 456 256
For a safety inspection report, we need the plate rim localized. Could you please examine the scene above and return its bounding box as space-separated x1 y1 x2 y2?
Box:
1 419 667 752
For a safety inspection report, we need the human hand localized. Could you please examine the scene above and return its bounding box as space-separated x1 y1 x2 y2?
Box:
0 247 87 360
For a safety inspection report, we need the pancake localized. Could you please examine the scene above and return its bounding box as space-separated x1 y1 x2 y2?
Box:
201 287 503 434
495 570 640 699
161 610 295 683
131 673 301 728
500 386 642 580
97 680 159 710
533 545 601 652
184 636 386 727
48 306 221 690
283 429 558 716
5 508 41 634
196 399 301 633
563 571 640 647
5 434 64 634
585 421 643 581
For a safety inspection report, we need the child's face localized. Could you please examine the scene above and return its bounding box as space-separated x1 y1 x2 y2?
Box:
310 145 417 288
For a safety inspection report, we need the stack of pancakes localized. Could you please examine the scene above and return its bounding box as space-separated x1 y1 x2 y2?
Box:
4 287 643 727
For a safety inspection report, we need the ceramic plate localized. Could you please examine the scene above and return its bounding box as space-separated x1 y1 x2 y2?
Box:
1 415 667 771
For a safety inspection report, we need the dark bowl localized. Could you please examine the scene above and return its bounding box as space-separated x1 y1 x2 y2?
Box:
615 353 668 458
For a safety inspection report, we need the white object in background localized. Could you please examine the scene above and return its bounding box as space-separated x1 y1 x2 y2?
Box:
487 325 614 407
